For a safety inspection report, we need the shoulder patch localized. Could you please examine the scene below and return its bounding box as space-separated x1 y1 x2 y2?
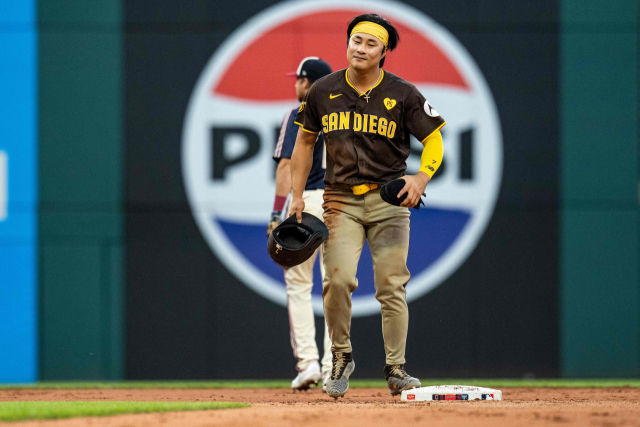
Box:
424 100 439 117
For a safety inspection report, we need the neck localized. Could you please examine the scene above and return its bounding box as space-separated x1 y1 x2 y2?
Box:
348 65 380 90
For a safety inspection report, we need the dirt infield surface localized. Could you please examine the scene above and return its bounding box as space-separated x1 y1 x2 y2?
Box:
2 387 640 426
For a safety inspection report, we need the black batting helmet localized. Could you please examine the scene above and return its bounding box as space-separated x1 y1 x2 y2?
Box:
268 212 328 268
380 178 425 210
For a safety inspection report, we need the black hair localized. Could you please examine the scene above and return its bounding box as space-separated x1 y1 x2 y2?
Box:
346 14 400 68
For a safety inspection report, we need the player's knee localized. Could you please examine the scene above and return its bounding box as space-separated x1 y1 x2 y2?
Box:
286 284 312 299
322 270 357 297
374 291 408 317
374 273 409 298
285 278 313 296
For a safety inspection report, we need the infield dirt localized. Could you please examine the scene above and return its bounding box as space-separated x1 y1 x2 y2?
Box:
2 387 640 426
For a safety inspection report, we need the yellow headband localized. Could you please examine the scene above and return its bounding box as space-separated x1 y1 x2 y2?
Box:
350 21 389 48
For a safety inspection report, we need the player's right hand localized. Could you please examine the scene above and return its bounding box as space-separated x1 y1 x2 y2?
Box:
290 197 305 223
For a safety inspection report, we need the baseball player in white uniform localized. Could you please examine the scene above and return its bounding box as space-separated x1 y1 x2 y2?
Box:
268 57 333 391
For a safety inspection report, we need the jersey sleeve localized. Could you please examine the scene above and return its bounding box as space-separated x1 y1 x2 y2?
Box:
403 85 446 143
294 83 321 134
273 108 299 160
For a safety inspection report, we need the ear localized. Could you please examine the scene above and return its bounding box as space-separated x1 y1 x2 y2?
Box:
302 78 311 89
381 46 387 59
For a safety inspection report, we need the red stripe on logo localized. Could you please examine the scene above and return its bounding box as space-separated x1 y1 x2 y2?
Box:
213 10 469 101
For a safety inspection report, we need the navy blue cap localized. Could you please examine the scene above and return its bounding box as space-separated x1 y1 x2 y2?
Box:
287 57 332 81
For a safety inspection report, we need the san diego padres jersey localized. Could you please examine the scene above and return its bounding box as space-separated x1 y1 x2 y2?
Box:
295 68 445 186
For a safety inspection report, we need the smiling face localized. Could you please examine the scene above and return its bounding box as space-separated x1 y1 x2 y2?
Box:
347 33 386 72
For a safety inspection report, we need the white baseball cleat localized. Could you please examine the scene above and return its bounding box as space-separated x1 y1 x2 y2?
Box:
322 370 331 393
291 361 322 391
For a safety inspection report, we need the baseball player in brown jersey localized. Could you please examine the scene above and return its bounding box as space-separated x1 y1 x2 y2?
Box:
290 13 446 399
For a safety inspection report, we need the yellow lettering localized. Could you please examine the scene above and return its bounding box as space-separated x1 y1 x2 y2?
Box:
387 121 396 138
322 115 329 133
363 114 368 133
339 112 350 130
369 115 377 133
329 113 338 132
353 113 362 131
378 118 387 136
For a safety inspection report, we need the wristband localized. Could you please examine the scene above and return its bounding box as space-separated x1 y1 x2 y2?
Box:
273 195 287 212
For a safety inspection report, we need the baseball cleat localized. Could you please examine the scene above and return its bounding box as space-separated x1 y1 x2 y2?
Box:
384 364 421 396
321 370 331 393
326 352 355 399
291 361 322 392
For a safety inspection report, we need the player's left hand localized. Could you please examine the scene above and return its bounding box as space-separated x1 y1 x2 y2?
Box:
397 172 430 208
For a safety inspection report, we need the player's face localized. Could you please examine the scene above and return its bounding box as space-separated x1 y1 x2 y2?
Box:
295 77 310 102
347 33 386 71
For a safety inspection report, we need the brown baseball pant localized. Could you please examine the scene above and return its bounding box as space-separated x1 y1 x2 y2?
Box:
321 184 411 365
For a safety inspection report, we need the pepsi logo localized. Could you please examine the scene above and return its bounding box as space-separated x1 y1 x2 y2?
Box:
182 0 503 316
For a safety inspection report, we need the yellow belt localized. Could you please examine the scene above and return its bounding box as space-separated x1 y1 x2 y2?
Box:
351 183 379 195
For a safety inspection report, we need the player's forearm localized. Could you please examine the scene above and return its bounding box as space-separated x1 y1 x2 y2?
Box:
275 159 292 197
290 128 316 199
419 130 444 177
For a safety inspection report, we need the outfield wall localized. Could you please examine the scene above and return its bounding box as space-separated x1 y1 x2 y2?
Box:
38 0 124 380
560 0 639 377
0 0 637 382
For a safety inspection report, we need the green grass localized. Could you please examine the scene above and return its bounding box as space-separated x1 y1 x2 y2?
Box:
0 401 249 422
0 380 290 389
2 379 640 389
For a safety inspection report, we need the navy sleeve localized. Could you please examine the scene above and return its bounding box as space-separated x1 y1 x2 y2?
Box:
273 107 300 160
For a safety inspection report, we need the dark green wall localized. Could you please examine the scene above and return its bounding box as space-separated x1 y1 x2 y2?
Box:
560 0 640 376
33 0 640 380
39 0 123 380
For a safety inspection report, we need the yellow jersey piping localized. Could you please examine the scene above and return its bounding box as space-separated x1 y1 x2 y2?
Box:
420 122 446 145
294 121 319 134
